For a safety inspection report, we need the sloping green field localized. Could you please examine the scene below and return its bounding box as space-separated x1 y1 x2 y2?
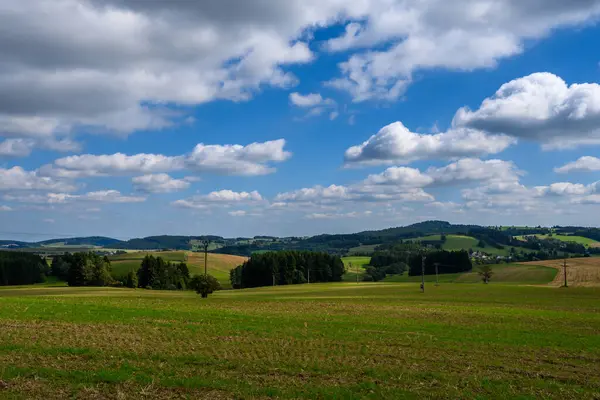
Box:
0 283 599 399
514 234 599 247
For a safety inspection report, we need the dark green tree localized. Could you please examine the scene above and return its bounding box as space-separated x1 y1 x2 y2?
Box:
189 274 221 298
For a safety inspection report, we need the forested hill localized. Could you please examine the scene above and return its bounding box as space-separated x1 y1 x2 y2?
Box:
3 221 600 257
0 237 122 249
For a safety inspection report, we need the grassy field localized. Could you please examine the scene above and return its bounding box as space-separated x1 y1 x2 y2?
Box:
383 263 557 284
347 244 380 255
341 256 371 281
1 283 599 399
108 251 247 288
514 234 599 247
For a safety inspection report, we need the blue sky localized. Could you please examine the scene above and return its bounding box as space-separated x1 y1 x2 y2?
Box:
1 1 600 241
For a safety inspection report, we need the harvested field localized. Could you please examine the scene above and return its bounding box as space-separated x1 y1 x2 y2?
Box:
520 257 600 287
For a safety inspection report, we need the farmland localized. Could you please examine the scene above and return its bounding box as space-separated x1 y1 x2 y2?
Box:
406 235 528 257
521 257 600 287
109 251 247 288
1 282 600 399
515 234 600 247
341 256 371 281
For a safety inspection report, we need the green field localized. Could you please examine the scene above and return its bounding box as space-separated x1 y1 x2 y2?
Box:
515 234 599 247
408 235 532 257
347 244 380 255
1 282 599 399
341 256 371 281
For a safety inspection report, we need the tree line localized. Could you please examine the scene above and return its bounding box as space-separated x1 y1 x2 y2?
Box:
408 250 472 276
0 251 49 285
230 251 345 289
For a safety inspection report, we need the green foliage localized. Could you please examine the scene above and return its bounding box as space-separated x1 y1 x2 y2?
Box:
230 251 345 289
53 252 114 287
408 250 472 276
124 271 138 288
0 251 47 286
189 274 221 298
136 255 189 290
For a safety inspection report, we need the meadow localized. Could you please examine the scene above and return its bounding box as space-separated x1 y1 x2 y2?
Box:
1 281 599 399
514 234 600 247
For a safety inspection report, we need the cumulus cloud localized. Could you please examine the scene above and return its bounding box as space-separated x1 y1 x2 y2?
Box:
289 92 337 120
454 73 600 149
555 156 600 173
43 139 290 178
173 190 263 210
427 159 521 185
325 1 600 101
0 139 35 158
0 0 333 145
132 174 192 193
344 122 515 166
0 166 76 192
228 210 247 217
0 205 12 211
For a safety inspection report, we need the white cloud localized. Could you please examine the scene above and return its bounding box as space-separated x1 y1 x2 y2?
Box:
0 0 332 143
305 211 371 219
289 92 335 108
43 218 55 224
44 139 290 178
0 166 76 192
228 210 247 217
132 174 192 193
0 139 35 158
535 182 598 197
555 156 600 173
344 122 515 166
362 167 434 187
454 73 600 149
329 111 339 120
427 159 521 185
173 190 263 210
4 190 145 204
0 205 12 211
326 2 600 101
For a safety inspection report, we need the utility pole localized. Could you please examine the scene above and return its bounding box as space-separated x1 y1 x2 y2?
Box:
563 255 568 288
434 262 439 286
356 262 359 284
202 239 210 276
421 254 426 293
273 273 275 287
307 268 310 284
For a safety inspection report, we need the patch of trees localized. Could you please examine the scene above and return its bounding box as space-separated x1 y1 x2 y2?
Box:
363 262 408 282
555 227 600 242
136 255 190 290
0 251 49 285
52 252 114 286
230 251 345 289
408 250 472 276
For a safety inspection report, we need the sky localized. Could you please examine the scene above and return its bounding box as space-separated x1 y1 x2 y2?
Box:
2 1 600 241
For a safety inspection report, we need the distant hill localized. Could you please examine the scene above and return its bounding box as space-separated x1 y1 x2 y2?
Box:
38 236 123 247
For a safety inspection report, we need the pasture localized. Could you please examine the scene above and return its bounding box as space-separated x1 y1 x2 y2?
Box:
341 256 371 282
514 234 599 247
0 282 599 399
